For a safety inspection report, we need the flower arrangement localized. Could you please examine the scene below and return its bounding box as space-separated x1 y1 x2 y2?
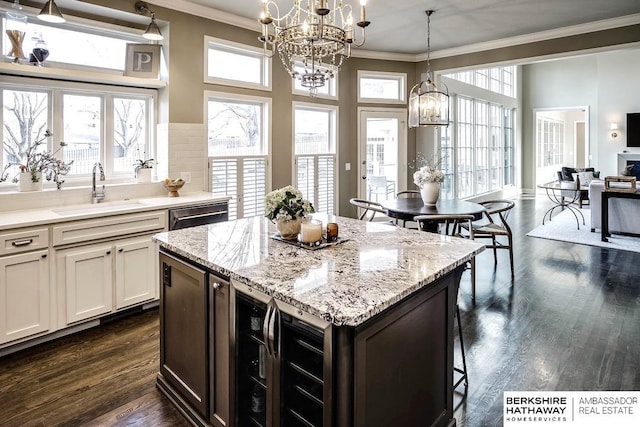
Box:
0 129 74 190
264 185 314 222
411 152 445 187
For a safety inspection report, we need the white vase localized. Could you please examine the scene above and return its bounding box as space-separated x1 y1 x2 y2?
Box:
136 168 152 183
275 218 302 240
420 182 440 205
19 172 43 192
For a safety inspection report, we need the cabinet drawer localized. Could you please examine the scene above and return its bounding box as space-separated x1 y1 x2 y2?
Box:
52 211 166 247
0 228 49 256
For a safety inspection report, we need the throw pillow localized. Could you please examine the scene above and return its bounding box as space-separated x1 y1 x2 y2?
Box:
621 164 633 176
561 166 576 181
572 171 594 187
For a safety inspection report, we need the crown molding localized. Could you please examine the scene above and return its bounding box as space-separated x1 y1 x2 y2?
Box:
147 0 260 31
146 1 639 63
420 13 640 61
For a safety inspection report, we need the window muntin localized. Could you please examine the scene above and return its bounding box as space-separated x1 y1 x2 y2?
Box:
205 37 271 90
358 71 406 103
444 66 516 98
207 92 271 220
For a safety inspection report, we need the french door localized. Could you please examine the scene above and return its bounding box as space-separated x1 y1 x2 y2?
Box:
358 108 407 201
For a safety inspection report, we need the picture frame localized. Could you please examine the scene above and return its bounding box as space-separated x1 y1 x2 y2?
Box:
124 43 161 79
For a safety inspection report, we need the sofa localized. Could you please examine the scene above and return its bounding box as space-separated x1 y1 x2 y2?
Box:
557 167 600 208
589 180 640 234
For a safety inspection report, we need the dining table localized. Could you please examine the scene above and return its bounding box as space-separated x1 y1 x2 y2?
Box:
379 197 487 229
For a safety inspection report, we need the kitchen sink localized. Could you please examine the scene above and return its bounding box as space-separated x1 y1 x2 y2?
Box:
51 201 147 216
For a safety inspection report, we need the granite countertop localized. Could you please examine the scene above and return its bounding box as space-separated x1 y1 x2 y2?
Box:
0 192 227 230
153 215 485 327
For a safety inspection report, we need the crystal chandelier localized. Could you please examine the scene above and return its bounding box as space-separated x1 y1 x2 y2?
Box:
409 10 449 127
259 0 371 97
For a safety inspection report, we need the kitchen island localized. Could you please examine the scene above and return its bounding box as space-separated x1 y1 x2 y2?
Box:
153 215 484 427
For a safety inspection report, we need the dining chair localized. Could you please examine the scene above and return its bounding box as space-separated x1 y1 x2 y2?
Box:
461 199 515 278
394 190 421 228
367 176 395 201
349 198 388 222
414 213 474 394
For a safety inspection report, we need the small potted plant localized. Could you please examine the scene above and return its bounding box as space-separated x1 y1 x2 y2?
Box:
133 149 154 183
0 129 74 191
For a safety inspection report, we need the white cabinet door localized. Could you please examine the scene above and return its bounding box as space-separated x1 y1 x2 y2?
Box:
62 243 113 324
0 250 50 344
115 236 156 309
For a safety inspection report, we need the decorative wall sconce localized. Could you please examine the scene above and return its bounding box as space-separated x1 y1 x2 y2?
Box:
135 1 164 41
610 123 618 138
38 0 65 23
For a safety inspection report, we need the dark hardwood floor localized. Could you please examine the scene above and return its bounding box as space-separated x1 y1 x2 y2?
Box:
0 195 638 426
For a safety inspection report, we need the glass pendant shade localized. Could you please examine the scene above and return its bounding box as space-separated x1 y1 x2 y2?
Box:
38 0 65 23
409 78 450 127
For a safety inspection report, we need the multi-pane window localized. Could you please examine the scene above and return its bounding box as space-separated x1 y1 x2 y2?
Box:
294 103 337 214
357 71 406 103
444 66 516 98
205 37 271 90
1 79 155 185
536 116 564 168
441 95 515 199
207 92 270 220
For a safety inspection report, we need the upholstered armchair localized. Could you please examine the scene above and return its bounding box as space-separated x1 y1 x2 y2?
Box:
556 166 600 208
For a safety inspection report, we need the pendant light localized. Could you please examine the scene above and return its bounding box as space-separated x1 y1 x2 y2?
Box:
135 1 164 41
38 0 65 23
408 10 449 127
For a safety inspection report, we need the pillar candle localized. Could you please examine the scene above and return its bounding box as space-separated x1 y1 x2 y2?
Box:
300 219 323 243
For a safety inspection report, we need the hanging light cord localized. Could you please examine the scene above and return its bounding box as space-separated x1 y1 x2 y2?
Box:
426 10 433 82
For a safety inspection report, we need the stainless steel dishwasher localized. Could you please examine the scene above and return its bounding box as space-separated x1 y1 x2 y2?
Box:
168 202 228 230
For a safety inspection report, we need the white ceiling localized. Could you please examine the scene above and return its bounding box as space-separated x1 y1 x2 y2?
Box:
175 0 640 54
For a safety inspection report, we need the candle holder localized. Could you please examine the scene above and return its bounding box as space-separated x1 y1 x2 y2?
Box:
299 219 323 245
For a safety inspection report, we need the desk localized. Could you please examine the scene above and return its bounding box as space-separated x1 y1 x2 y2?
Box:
380 198 486 227
601 190 640 242
537 182 587 229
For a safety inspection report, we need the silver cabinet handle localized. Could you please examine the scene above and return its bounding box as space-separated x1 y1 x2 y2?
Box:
262 304 272 357
178 210 227 221
268 304 278 358
212 282 221 290
12 239 33 247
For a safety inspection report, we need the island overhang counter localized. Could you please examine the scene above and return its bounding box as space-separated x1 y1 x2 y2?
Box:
153 215 484 427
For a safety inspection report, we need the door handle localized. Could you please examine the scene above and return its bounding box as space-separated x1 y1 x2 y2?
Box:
362 175 367 180
262 304 272 356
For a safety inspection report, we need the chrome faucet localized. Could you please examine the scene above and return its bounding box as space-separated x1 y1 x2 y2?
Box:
92 162 106 204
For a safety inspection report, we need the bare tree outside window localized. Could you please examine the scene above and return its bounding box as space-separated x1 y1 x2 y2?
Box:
113 98 146 172
208 101 262 156
2 90 49 177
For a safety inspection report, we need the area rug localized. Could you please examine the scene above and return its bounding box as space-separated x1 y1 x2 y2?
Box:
526 207 640 253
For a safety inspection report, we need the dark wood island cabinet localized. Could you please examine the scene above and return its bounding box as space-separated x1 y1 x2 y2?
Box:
153 216 482 427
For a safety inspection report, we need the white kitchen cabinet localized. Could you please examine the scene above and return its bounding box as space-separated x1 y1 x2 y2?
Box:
115 236 156 309
59 243 113 324
0 250 51 344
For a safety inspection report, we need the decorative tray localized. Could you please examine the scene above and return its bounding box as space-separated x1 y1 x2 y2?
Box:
270 234 349 251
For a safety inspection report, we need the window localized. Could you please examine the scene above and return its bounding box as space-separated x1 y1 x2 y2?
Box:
358 71 406 104
0 77 155 186
204 37 271 91
444 66 516 98
294 103 337 214
440 95 515 199
1 15 140 71
207 92 271 220
292 64 338 99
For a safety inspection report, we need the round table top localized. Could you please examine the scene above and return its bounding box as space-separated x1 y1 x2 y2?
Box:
379 198 486 221
537 181 589 191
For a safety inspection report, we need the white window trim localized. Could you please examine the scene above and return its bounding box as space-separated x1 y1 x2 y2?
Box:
0 75 157 190
292 101 339 214
357 70 407 104
204 89 272 198
203 36 272 91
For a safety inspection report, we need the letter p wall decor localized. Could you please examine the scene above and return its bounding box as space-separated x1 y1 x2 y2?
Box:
125 43 161 79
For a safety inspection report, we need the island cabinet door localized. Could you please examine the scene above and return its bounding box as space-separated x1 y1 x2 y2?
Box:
209 272 231 427
159 252 208 418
